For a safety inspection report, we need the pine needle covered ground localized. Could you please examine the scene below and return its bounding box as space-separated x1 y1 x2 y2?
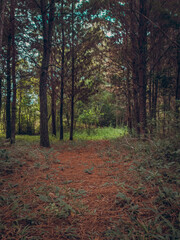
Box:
0 136 179 239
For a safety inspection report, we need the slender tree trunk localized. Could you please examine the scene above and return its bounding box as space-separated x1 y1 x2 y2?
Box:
0 75 2 120
126 68 132 132
40 0 55 147
60 0 65 140
0 0 5 51
149 27 156 128
149 28 155 134
40 56 50 146
11 0 16 144
176 32 180 118
70 0 75 141
152 76 158 129
0 0 5 119
168 94 171 135
6 31 12 139
163 96 166 136
130 0 140 135
149 76 152 120
132 64 140 135
115 93 119 128
51 83 56 136
50 56 56 136
138 0 148 136
18 91 22 134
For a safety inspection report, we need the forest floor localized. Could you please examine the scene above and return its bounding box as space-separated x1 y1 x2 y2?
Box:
0 138 179 239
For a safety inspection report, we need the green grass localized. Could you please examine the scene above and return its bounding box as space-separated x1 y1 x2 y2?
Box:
0 127 127 146
72 127 127 140
16 134 40 143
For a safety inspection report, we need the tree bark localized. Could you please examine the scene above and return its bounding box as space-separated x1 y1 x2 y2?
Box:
176 32 180 117
18 91 22 134
60 0 65 140
152 75 158 128
0 0 5 51
138 0 148 136
70 0 75 141
126 68 132 132
51 82 56 136
11 0 16 144
50 55 56 136
6 32 12 139
40 0 55 147
0 73 2 120
129 0 140 135
0 0 5 118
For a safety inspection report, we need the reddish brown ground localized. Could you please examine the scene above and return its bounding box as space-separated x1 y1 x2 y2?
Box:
0 140 173 239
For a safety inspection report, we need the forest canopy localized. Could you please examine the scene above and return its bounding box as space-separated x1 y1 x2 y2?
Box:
0 0 179 146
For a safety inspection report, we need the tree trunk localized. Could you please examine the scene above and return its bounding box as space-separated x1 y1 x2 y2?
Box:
40 0 55 147
138 0 148 136
126 68 132 132
0 0 5 51
51 83 56 136
163 96 166 136
152 76 158 129
60 0 65 140
0 0 5 119
70 0 75 141
130 0 140 135
18 91 22 134
0 74 2 120
11 0 16 144
132 64 140 135
40 57 50 146
115 93 119 128
50 55 56 136
6 31 12 139
176 32 180 118
149 75 152 120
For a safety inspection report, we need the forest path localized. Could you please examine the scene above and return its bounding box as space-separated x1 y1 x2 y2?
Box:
43 140 138 239
52 140 131 237
1 140 150 239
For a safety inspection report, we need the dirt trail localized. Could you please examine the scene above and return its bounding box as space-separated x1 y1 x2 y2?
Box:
0 140 141 239
49 141 134 238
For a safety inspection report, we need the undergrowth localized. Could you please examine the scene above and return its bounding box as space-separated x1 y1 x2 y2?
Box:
0 148 27 176
0 146 81 239
101 134 180 240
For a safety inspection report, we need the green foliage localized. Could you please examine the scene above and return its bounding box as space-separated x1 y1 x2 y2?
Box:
45 200 74 219
78 104 103 134
94 91 117 127
98 92 117 127
76 90 117 131
0 149 26 175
